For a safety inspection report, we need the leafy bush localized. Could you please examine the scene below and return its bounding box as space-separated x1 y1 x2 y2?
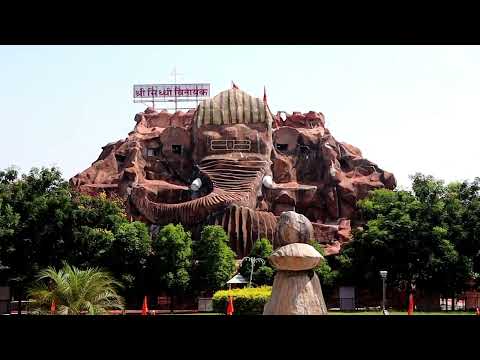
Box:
28 262 124 315
254 266 275 285
212 286 271 315
309 241 338 289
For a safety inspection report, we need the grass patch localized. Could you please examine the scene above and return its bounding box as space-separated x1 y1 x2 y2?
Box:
175 313 224 315
328 311 475 315
158 311 476 315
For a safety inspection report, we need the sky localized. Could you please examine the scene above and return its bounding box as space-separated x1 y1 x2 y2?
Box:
0 45 479 189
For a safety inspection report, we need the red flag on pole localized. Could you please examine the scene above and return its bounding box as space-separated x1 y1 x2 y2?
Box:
232 81 239 89
407 293 414 315
226 295 234 316
263 86 267 103
50 299 56 315
141 296 149 315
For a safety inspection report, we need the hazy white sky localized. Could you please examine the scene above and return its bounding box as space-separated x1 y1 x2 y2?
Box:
0 45 478 188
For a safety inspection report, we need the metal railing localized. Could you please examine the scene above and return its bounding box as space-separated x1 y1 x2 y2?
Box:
6 300 32 315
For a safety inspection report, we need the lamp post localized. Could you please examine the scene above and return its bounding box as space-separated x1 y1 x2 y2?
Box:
241 257 265 287
379 270 388 314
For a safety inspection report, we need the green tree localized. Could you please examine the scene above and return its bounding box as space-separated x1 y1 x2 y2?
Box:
27 263 124 315
192 225 236 295
0 167 73 292
0 166 18 273
72 226 115 268
442 178 480 284
151 223 192 311
239 238 275 286
0 166 152 305
71 192 127 234
70 192 151 299
109 221 152 295
335 174 475 307
411 174 475 298
337 188 421 290
309 241 338 289
68 193 152 303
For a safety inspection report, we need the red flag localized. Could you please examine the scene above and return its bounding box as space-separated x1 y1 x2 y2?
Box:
50 299 56 315
407 293 414 315
226 296 234 316
263 86 267 103
141 296 149 315
232 81 239 89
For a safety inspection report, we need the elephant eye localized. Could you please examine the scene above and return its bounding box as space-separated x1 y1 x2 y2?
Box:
146 148 160 157
172 145 182 155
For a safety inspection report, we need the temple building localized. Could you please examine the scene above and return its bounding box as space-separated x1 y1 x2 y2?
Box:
70 86 395 257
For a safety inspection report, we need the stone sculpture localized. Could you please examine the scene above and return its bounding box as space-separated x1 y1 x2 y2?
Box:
70 86 395 257
263 211 327 315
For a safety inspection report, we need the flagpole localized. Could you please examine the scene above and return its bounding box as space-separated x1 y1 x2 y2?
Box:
174 67 177 112
170 67 183 112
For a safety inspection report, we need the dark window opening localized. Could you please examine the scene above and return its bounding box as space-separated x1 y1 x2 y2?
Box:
172 145 182 155
115 154 126 163
276 143 288 152
147 148 160 157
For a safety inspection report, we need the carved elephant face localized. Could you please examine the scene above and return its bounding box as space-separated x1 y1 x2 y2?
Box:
119 89 277 228
192 88 273 163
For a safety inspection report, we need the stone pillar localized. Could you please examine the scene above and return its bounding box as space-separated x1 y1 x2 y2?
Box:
263 211 328 315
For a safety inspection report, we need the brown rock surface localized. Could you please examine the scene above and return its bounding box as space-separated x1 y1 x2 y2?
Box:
70 87 396 257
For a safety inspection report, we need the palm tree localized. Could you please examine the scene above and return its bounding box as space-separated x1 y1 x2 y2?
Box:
27 263 125 315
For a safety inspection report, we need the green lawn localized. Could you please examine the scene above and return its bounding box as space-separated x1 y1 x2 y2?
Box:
328 311 475 315
159 311 476 315
175 312 224 315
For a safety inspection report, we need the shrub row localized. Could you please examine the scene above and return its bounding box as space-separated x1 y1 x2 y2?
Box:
212 286 272 315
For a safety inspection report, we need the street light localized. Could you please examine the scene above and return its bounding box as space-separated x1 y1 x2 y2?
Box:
241 257 265 287
379 270 388 315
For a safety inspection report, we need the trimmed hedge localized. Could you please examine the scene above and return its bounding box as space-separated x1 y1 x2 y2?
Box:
212 286 272 315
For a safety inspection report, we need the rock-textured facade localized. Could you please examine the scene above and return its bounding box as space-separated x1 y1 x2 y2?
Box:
70 87 395 258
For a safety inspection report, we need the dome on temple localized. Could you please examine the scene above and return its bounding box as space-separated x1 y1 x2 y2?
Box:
194 88 273 128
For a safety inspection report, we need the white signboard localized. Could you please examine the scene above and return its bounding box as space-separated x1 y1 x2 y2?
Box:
133 83 210 99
